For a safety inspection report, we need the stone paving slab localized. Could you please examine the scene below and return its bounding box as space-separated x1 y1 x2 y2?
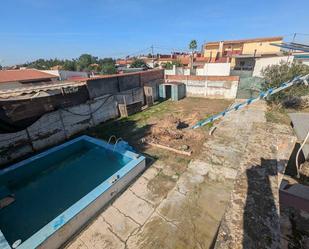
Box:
142 166 159 180
101 206 139 241
215 122 296 249
129 176 160 206
126 214 187 249
76 216 124 249
112 189 155 226
67 238 88 249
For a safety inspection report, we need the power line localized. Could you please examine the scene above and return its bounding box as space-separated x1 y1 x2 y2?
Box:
295 33 309 36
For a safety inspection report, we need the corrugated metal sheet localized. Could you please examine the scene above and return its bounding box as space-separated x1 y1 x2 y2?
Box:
0 81 85 99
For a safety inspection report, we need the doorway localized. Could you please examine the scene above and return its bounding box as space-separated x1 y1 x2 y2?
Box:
165 85 172 99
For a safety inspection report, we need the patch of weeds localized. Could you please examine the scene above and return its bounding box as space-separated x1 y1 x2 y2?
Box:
265 107 290 125
174 172 181 178
201 121 214 131
175 156 190 165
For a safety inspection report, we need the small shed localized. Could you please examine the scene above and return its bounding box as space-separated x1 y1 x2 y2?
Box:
159 82 186 101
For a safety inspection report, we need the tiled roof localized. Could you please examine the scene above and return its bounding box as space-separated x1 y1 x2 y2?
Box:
0 69 58 84
206 36 283 46
67 76 89 81
195 57 229 63
178 57 190 65
195 57 211 62
116 60 133 65
85 69 164 81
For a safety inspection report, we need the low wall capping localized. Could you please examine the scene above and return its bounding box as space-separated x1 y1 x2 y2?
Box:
165 74 239 81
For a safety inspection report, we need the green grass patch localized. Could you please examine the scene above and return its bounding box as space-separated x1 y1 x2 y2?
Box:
84 100 173 144
265 108 290 125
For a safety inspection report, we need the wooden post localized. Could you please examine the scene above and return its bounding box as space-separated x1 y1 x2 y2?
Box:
147 142 192 156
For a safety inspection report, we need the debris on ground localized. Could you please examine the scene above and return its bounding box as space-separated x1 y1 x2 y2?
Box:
142 113 206 155
88 98 232 157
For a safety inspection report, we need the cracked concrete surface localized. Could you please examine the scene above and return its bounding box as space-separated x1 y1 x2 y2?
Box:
66 101 296 249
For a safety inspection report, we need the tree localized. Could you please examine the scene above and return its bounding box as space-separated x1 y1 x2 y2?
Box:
18 54 118 74
99 58 117 75
261 61 309 105
189 40 197 69
62 59 76 71
162 60 183 69
76 54 98 71
189 40 197 51
130 59 148 68
0 64 2 70
173 60 183 67
162 62 173 69
101 63 117 75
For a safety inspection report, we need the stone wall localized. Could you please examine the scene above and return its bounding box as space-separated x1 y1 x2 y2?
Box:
0 95 118 165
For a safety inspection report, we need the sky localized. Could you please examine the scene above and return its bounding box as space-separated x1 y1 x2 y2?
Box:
0 0 309 66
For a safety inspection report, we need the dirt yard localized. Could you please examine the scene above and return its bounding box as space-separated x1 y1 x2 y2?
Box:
85 97 232 165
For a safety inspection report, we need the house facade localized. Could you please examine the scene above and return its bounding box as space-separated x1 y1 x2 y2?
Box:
203 36 283 66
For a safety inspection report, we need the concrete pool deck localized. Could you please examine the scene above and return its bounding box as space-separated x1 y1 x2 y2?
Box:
66 101 296 249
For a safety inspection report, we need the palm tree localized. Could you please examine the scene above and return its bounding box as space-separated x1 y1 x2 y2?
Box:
189 40 197 51
189 40 197 70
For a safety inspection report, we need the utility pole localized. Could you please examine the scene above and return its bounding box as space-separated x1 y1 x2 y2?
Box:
292 33 297 43
287 33 297 63
151 45 154 68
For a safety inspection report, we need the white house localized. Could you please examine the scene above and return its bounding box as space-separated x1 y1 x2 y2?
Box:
252 56 293 77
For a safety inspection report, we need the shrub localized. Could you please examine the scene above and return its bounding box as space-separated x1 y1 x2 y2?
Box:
281 96 302 109
261 61 309 105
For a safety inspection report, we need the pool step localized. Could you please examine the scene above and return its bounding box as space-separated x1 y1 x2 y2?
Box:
0 186 15 209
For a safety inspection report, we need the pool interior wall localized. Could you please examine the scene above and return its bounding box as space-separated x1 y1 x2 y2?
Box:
0 136 145 249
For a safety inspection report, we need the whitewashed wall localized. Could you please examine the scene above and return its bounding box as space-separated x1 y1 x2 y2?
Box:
0 96 118 165
165 75 239 99
253 56 293 77
185 80 238 99
183 68 191 75
196 63 231 76
164 65 176 75
165 66 191 76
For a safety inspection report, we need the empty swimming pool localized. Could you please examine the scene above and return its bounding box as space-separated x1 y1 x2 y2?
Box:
0 135 146 249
